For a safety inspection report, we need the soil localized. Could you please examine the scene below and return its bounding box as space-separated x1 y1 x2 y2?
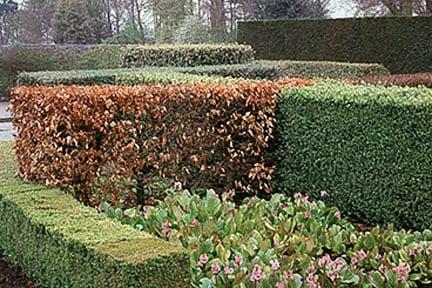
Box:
0 256 37 288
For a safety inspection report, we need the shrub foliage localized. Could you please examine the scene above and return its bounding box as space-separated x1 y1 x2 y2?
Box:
11 82 279 205
104 189 432 287
238 17 432 73
272 82 432 230
0 142 191 288
346 73 432 88
0 44 127 100
122 44 255 67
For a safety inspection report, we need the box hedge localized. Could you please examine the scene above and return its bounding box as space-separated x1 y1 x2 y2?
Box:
122 44 255 67
0 142 191 288
238 17 432 74
17 68 241 87
179 60 389 79
0 44 127 100
271 82 432 230
347 72 432 88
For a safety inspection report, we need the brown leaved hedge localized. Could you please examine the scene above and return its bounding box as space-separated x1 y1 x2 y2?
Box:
345 72 432 88
11 83 285 205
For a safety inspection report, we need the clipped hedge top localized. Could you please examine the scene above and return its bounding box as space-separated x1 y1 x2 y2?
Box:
17 68 245 87
0 141 186 263
285 82 432 107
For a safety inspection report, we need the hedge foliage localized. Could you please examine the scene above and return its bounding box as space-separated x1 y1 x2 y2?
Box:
272 82 432 230
346 72 432 88
179 60 389 79
0 142 191 288
238 17 432 73
18 68 240 87
122 44 255 67
17 60 388 88
0 44 127 100
11 82 281 205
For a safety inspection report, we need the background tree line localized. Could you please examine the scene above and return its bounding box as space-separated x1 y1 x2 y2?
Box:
0 0 431 45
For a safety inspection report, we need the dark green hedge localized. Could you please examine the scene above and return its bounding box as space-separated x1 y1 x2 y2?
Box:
179 60 389 79
0 141 191 287
272 82 432 230
0 44 127 100
122 44 255 67
238 17 432 74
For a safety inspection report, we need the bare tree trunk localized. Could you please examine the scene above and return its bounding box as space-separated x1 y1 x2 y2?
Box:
426 0 432 15
401 0 413 15
134 0 145 42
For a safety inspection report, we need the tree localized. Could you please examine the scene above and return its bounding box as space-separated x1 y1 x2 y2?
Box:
353 0 431 16
53 0 108 44
173 14 210 43
254 0 330 19
0 0 18 44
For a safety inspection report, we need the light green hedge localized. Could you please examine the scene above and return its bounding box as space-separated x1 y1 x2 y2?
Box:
0 142 191 288
17 68 245 87
122 44 255 67
179 60 390 79
272 83 432 231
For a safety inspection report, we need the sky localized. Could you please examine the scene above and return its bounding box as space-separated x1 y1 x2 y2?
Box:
329 0 356 18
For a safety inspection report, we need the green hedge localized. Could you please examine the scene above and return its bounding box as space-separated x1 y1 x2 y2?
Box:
272 82 432 230
179 60 389 79
122 44 255 67
238 17 432 74
0 44 127 100
0 141 191 288
17 68 243 86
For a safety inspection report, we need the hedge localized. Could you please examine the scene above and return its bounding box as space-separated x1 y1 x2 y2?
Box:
0 44 127 100
272 82 432 230
237 17 432 74
179 60 389 79
0 142 191 288
346 72 432 88
17 60 388 87
11 82 280 205
122 44 255 67
17 68 241 87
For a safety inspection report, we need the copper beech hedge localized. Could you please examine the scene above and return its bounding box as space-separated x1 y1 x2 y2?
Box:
11 83 285 205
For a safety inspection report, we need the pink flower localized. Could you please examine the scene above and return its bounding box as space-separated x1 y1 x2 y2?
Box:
318 254 332 268
378 264 387 273
333 258 345 272
224 267 234 275
306 265 315 274
250 265 266 282
198 254 209 267
191 219 199 228
320 190 328 198
283 271 293 281
328 271 341 283
271 259 280 271
227 189 236 198
392 262 411 282
357 250 367 261
298 223 305 230
234 255 243 267
310 201 318 209
304 211 312 218
427 245 432 255
335 210 341 220
306 274 320 288
276 282 285 288
294 192 309 204
162 220 172 238
409 245 422 257
211 263 221 275
375 254 382 260
174 181 183 191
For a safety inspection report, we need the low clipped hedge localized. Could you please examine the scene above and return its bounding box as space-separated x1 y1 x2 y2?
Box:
122 44 255 67
17 68 240 86
0 142 191 288
179 60 389 79
346 72 432 88
0 44 127 100
272 82 432 230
